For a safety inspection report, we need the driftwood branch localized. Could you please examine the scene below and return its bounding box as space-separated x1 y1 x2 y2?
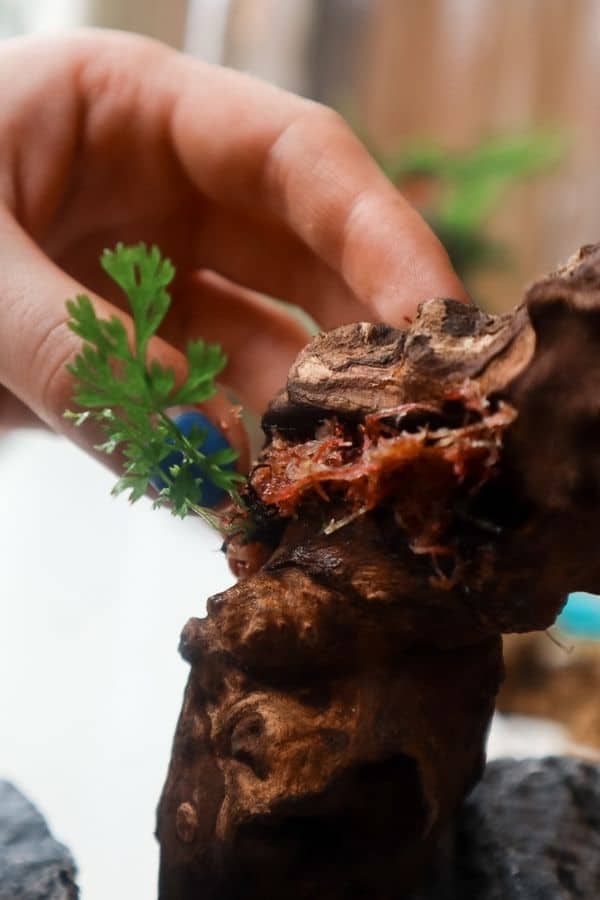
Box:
157 244 600 899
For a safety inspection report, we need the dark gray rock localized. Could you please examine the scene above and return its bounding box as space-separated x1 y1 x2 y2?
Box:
0 781 78 899
3 759 592 899
453 757 600 899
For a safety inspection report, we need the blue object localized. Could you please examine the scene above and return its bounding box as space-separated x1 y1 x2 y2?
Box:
152 409 233 508
558 592 600 639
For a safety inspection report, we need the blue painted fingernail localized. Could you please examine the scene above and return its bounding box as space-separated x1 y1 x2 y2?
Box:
151 409 234 509
558 592 600 640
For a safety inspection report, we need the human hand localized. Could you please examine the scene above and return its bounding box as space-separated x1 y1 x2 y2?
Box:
0 29 466 467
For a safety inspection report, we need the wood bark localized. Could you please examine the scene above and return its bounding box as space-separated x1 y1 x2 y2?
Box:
157 244 600 898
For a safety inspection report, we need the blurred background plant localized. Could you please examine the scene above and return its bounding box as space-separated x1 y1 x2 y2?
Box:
222 0 600 313
365 130 565 285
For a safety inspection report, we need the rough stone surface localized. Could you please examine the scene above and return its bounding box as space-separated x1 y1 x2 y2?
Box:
158 244 600 898
453 757 600 899
0 781 78 900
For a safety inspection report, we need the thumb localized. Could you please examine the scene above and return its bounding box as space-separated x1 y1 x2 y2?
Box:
0 210 249 472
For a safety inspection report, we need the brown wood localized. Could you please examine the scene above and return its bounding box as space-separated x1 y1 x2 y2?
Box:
157 243 600 898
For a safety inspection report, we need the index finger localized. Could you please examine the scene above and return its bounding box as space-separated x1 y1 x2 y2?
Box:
167 56 468 324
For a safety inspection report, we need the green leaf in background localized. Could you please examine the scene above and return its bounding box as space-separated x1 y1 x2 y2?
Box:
354 127 565 281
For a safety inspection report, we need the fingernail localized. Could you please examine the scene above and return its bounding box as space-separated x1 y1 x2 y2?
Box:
151 409 235 509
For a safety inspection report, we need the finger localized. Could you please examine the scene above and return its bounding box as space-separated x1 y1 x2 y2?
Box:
192 201 367 329
172 271 313 414
0 208 249 471
0 388 45 429
1 31 464 328
167 54 469 324
48 201 366 331
0 31 356 329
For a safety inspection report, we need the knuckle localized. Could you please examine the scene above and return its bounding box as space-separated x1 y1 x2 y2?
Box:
306 102 349 139
267 103 349 168
263 104 354 206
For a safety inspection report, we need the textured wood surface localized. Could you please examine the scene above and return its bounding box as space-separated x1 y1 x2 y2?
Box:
157 244 600 898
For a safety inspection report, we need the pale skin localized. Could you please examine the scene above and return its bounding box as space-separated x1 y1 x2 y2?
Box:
0 29 467 469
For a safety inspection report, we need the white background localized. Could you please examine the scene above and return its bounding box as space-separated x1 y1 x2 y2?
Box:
0 429 234 898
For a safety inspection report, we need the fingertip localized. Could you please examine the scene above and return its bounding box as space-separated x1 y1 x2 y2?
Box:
372 258 471 327
342 195 470 326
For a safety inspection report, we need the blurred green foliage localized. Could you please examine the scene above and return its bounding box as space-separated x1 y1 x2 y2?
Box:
366 132 565 282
